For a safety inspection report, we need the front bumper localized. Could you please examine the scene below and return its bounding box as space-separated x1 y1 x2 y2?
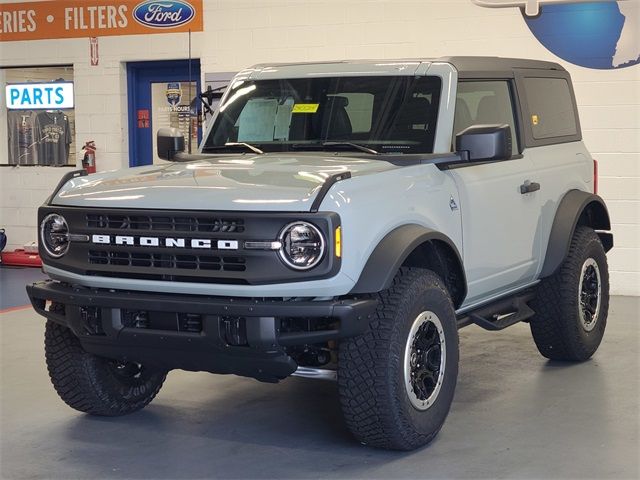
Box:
26 281 377 382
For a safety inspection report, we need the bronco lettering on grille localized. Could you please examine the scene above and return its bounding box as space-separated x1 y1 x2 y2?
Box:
91 235 238 250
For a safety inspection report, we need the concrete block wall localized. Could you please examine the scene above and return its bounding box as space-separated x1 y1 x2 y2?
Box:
0 21 205 249
1 0 638 295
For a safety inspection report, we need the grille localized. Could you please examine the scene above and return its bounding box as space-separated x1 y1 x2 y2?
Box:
42 207 338 285
86 214 244 233
88 250 246 272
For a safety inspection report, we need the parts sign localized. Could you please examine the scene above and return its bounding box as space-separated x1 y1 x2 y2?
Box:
0 0 203 42
5 83 75 110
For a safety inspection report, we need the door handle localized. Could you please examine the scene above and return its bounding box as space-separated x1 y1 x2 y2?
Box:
520 180 540 194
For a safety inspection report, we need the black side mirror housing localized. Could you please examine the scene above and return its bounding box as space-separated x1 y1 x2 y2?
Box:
201 85 226 105
456 124 512 162
157 128 185 161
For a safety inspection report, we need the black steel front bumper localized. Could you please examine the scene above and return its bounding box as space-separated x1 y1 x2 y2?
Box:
26 281 377 382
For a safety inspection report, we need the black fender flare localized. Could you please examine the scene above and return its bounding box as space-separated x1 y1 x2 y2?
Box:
350 224 467 305
540 189 613 278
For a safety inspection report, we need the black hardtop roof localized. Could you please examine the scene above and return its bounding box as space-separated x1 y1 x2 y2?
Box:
250 56 566 78
442 56 565 74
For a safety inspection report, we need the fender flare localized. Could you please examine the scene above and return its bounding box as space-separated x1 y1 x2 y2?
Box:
350 224 467 304
540 189 613 278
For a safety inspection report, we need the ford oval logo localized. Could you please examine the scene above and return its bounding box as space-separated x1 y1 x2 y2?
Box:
133 1 195 28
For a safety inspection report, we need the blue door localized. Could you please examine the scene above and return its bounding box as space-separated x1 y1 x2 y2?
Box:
127 60 201 167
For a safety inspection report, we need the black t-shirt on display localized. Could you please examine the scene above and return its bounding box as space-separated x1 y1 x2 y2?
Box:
34 111 72 166
7 110 39 165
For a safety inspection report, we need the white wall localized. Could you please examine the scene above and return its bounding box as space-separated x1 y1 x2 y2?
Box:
1 0 638 295
0 17 206 249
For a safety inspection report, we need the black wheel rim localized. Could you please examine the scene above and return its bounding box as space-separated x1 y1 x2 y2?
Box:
109 360 146 385
404 311 446 410
578 258 601 332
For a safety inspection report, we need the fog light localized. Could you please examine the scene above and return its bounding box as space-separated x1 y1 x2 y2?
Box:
221 317 248 346
80 306 104 336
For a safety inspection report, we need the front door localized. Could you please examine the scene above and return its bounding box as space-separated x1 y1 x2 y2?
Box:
449 80 543 305
127 60 201 167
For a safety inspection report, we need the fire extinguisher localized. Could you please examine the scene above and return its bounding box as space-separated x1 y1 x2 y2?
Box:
81 140 97 174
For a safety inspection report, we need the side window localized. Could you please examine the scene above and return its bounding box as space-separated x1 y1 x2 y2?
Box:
454 81 519 153
523 77 577 140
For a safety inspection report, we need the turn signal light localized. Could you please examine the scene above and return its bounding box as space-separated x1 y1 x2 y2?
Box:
335 226 342 258
593 159 598 194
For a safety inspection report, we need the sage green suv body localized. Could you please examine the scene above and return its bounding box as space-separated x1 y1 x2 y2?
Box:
29 57 613 450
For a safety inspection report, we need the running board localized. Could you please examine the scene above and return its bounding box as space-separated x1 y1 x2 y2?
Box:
291 367 337 381
457 291 536 331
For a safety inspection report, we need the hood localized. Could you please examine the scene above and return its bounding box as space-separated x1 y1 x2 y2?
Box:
52 153 399 211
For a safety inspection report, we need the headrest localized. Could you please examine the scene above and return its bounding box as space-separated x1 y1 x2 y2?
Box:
326 96 349 108
394 96 432 127
476 95 500 123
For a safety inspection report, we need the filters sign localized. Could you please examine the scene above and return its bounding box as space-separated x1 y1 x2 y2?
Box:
0 0 203 42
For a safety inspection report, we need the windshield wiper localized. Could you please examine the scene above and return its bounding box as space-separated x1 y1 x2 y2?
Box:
204 142 264 154
322 142 378 154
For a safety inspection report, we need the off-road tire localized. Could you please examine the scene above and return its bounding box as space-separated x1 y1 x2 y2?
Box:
45 320 167 416
338 268 459 450
530 226 609 361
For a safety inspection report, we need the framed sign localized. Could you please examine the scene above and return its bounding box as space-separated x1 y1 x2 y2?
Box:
0 0 203 42
5 82 75 110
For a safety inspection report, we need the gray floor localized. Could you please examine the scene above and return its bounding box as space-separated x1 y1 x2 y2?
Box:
0 266 47 310
1 296 638 479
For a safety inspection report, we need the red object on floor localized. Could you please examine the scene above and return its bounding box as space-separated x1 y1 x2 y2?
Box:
0 249 42 267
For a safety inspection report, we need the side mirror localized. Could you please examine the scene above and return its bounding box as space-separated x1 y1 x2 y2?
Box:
455 124 512 162
201 85 226 105
157 127 185 161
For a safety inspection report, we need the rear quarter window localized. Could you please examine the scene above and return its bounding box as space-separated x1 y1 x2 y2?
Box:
523 77 578 140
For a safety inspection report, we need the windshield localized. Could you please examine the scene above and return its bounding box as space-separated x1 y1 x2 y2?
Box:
203 76 442 154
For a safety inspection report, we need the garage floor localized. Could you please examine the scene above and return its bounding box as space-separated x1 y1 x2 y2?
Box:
1 268 638 479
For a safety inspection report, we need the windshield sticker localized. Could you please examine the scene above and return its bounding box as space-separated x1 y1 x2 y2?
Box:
292 103 320 113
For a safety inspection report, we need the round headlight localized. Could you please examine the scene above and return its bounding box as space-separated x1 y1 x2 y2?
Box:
278 221 325 270
40 213 70 258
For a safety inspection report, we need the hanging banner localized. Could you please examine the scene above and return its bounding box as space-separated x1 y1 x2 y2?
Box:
0 0 203 42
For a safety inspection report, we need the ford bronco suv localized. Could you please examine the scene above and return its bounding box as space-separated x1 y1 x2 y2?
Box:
28 57 613 450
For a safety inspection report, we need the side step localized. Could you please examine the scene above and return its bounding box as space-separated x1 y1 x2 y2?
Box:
291 367 337 381
457 291 536 331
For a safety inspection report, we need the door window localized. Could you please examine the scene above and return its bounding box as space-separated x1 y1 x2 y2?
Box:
454 81 519 152
150 81 198 164
127 60 201 167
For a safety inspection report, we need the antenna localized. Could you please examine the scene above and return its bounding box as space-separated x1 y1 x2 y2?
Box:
188 29 193 154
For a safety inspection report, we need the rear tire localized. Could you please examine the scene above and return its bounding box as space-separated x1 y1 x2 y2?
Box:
338 268 459 450
530 226 609 361
45 321 167 416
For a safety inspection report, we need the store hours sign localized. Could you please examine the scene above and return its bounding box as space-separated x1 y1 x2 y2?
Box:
5 83 75 110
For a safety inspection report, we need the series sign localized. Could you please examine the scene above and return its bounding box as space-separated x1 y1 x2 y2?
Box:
5 83 75 110
0 0 203 42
